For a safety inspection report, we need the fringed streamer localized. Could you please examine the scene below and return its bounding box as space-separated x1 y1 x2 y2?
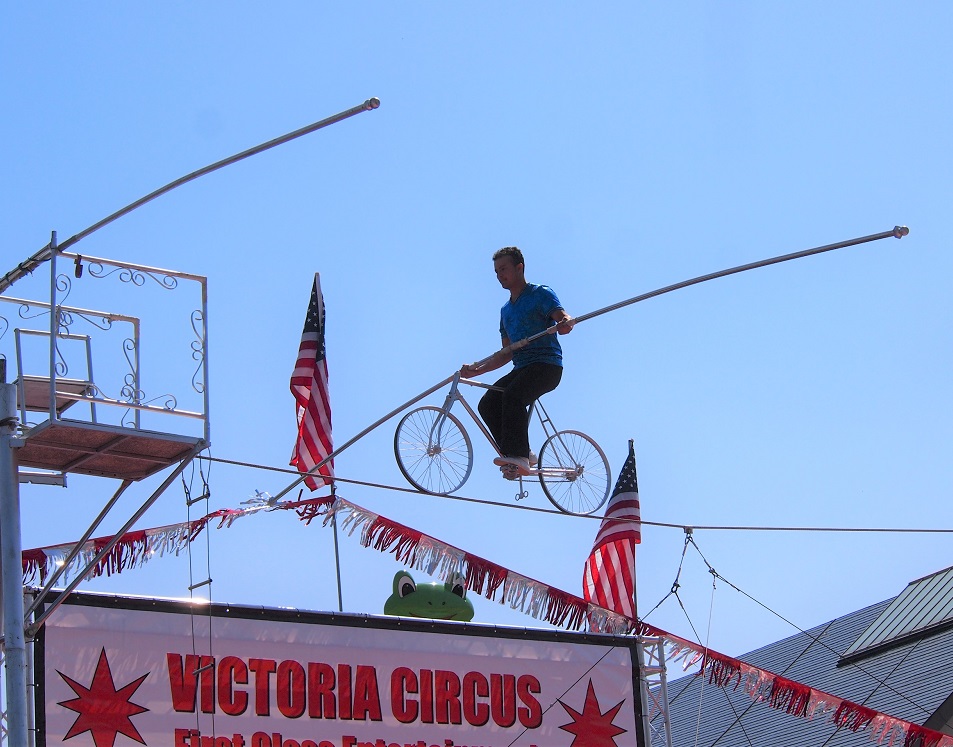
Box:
93 531 146 577
22 489 953 747
666 638 706 672
769 675 812 717
503 573 551 618
145 522 207 557
602 608 634 635
414 537 465 578
332 500 379 539
319 496 350 528
22 521 208 586
295 496 335 525
296 503 323 525
463 554 507 599
20 490 332 587
706 652 743 689
362 516 422 565
805 690 842 721
834 700 879 732
744 663 778 704
655 628 953 747
584 607 609 634
903 723 952 747
870 716 906 747
21 550 46 585
215 508 254 529
586 606 637 636
546 587 588 630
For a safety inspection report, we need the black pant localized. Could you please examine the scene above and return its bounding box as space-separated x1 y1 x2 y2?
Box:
478 363 563 458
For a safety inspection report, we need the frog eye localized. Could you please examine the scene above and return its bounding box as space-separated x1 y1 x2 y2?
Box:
447 572 467 599
395 572 416 598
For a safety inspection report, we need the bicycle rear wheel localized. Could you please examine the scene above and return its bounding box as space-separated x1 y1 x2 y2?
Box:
538 430 610 515
394 406 473 495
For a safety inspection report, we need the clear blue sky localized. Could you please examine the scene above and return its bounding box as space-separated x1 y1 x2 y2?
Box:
2 3 951 661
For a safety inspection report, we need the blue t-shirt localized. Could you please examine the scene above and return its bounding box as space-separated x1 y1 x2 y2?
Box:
500 284 564 369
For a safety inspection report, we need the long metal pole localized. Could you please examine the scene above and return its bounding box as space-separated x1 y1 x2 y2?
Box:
627 439 649 747
47 233 59 422
25 600 36 747
0 97 381 294
479 226 909 365
0 369 28 747
332 506 344 613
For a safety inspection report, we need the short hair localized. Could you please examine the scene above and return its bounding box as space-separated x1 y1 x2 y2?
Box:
492 246 524 268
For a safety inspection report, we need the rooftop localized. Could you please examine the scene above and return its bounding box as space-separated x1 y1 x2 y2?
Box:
661 570 953 746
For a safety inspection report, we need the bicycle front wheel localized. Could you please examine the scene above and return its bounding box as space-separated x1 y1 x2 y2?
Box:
394 406 473 495
538 430 610 515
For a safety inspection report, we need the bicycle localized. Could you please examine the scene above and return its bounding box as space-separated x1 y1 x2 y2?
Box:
393 373 611 515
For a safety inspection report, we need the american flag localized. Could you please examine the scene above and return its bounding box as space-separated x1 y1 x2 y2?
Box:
289 273 333 489
582 441 641 618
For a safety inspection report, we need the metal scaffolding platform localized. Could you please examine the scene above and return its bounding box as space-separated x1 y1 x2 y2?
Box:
15 418 203 481
0 240 211 746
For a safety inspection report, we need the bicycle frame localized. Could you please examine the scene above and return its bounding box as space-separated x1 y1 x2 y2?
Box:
429 373 502 457
393 371 610 512
436 373 579 480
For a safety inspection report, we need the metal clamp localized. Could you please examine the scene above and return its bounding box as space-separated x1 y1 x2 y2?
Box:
514 474 529 502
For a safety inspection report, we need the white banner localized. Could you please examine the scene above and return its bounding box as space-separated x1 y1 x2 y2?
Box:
39 595 640 747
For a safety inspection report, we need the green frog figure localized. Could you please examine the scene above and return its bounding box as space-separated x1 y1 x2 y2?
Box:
383 570 475 622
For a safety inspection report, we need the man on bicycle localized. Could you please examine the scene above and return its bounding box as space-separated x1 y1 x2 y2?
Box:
460 247 573 479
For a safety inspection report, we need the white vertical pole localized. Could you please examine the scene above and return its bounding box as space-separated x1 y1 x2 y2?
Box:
629 439 649 747
330 487 344 613
47 233 58 421
0 366 28 746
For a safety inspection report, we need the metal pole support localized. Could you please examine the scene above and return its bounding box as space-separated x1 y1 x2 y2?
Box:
0 380 29 746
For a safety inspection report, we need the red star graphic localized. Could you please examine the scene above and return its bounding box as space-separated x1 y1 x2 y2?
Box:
558 679 627 747
57 647 149 747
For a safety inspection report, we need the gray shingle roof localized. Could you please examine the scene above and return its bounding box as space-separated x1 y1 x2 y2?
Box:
659 594 953 746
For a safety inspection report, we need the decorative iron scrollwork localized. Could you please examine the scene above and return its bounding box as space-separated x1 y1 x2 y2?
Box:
56 309 114 333
17 300 112 333
121 407 136 429
87 262 178 290
148 394 179 411
120 374 145 406
17 302 49 321
56 309 73 335
55 274 72 304
53 338 69 377
121 338 139 397
7 254 207 438
120 392 179 427
190 309 206 394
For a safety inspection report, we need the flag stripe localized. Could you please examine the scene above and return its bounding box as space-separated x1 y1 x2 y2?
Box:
582 444 641 621
289 274 333 490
